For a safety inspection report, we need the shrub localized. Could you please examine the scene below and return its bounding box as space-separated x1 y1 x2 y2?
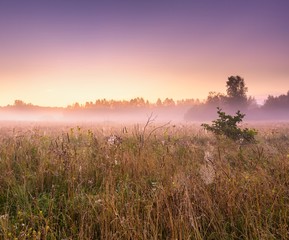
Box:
201 107 257 143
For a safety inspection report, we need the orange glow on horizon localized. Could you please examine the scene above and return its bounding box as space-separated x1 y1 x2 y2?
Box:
1 1 288 107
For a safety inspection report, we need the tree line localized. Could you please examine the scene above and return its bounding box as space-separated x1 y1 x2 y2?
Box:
205 75 289 110
202 76 256 110
7 76 288 111
185 75 289 121
8 98 198 109
3 75 289 121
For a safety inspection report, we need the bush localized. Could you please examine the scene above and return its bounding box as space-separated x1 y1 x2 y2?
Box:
201 107 257 143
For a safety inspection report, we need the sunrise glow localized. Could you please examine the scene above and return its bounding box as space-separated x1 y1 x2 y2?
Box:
0 1 288 107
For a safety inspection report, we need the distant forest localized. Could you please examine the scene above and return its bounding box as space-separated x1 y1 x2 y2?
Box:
185 76 289 121
1 76 289 121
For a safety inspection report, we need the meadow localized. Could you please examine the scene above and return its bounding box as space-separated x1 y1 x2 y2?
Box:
0 121 289 239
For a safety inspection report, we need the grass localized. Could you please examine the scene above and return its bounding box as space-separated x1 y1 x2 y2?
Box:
0 122 289 239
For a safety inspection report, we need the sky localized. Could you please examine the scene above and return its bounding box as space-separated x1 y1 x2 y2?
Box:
0 0 289 107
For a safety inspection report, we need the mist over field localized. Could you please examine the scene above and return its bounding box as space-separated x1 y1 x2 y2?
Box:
1 105 289 123
1 76 289 123
0 105 189 123
1 115 289 239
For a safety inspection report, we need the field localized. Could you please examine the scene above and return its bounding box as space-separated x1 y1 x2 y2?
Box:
0 121 289 239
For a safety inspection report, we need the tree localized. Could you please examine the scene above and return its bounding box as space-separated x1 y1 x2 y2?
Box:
156 98 162 107
163 98 175 107
73 102 80 109
226 76 248 107
14 100 26 107
206 91 225 107
263 91 289 109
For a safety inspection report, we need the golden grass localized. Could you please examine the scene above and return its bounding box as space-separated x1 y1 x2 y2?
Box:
0 122 288 239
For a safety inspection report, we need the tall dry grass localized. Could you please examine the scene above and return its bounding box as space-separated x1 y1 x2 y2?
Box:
0 123 288 239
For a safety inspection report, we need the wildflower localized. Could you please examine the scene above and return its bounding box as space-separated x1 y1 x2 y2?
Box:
95 199 103 204
239 138 244 145
88 180 93 184
107 135 122 145
0 214 8 220
151 181 158 191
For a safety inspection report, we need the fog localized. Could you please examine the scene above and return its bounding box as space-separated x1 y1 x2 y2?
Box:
1 101 289 125
0 106 191 124
184 105 289 123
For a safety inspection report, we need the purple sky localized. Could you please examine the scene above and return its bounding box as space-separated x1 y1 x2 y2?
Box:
0 0 289 106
